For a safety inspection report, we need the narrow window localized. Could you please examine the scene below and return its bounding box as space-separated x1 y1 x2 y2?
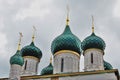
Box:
24 60 27 70
91 53 93 64
61 58 64 72
36 63 38 72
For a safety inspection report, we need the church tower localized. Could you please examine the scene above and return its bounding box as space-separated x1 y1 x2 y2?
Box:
21 27 42 75
51 7 81 73
82 16 106 71
9 33 24 80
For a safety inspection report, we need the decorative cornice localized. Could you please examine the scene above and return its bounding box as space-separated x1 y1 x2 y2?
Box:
23 56 40 62
54 50 80 58
83 48 104 55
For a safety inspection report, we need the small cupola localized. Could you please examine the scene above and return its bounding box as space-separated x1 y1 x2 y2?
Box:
21 27 42 59
41 57 53 75
10 33 24 66
82 16 106 51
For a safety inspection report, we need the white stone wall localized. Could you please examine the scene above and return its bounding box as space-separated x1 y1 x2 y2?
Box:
54 51 80 74
21 56 39 76
59 73 117 80
84 49 104 71
9 64 22 80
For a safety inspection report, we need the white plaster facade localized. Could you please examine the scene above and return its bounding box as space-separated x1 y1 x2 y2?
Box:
9 64 22 80
53 50 80 74
84 48 104 71
21 56 39 76
58 73 117 80
59 73 117 80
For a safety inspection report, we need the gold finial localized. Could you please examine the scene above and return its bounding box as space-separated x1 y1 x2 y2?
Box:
32 26 36 42
17 32 23 50
66 4 70 25
92 16 94 33
50 56 52 63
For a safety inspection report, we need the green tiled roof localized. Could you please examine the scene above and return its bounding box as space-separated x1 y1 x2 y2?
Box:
21 42 42 59
82 33 106 51
104 60 113 70
41 63 53 75
10 50 24 66
51 25 81 54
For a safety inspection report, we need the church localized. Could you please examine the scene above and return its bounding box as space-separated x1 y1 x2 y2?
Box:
0 9 119 80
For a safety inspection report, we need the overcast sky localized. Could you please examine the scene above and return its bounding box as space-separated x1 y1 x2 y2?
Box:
0 0 120 78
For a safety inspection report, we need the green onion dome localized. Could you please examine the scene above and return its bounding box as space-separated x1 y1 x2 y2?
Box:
82 33 106 51
10 50 24 66
51 25 81 54
41 63 53 75
104 60 113 70
21 42 42 59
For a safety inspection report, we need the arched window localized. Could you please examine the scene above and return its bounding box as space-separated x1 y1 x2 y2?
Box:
61 58 64 72
24 60 27 70
91 53 93 64
36 63 38 72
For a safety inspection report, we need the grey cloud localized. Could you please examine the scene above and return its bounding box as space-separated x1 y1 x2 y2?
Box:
0 0 120 77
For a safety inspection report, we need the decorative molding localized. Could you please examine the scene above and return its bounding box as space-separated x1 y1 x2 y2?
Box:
83 48 104 55
23 56 40 62
54 50 80 58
